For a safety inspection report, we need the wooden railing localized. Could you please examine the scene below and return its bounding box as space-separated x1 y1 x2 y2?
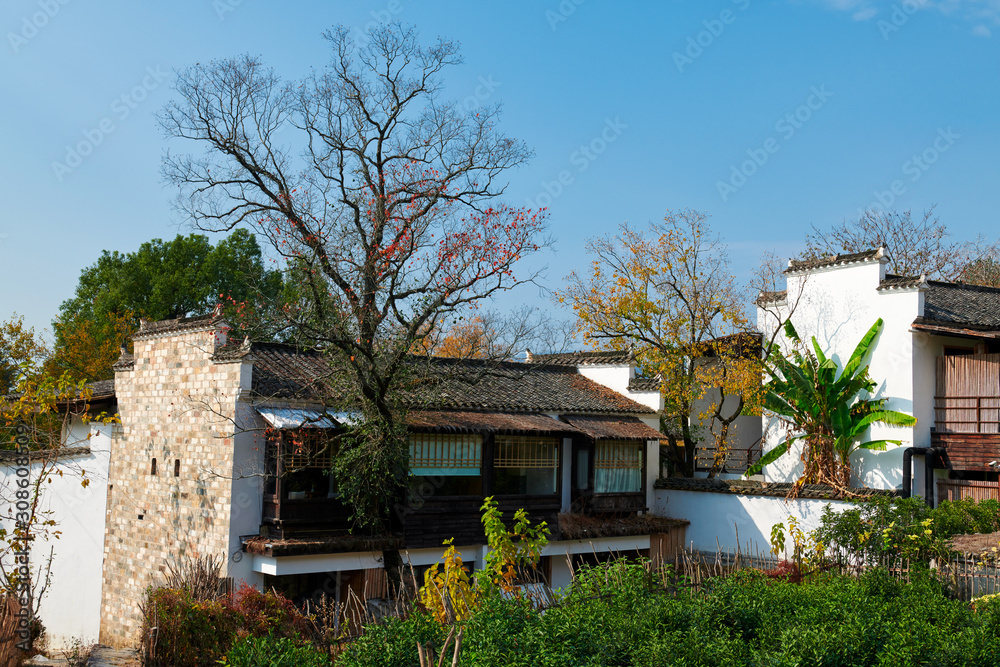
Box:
695 440 762 474
937 479 1000 502
934 396 1000 433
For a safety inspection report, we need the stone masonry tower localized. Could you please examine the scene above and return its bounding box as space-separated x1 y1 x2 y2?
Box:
99 311 244 646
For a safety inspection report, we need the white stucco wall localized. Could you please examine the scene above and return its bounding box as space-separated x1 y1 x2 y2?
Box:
0 420 111 650
758 257 926 491
577 364 662 411
228 401 266 591
654 488 853 557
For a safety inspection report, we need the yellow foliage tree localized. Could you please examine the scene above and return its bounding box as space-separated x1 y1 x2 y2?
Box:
0 315 48 395
557 209 762 477
46 309 135 383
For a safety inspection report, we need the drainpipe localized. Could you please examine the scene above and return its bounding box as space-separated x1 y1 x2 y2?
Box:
902 447 944 507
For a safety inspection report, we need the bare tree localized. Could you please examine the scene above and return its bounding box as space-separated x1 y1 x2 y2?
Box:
804 206 997 280
159 24 548 530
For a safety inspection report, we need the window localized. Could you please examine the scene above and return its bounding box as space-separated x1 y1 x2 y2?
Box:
150 458 157 476
174 459 180 477
409 433 482 495
594 440 643 493
281 431 339 500
494 436 559 495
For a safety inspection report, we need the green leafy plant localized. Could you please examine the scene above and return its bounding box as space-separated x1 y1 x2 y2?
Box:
220 633 329 667
748 318 916 491
478 496 549 597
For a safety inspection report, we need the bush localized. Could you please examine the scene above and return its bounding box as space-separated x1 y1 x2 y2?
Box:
817 496 1000 567
335 561 1000 667
933 498 1000 536
141 584 314 667
222 634 329 667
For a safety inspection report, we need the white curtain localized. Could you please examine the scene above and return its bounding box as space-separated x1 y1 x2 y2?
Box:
594 441 642 492
594 466 641 493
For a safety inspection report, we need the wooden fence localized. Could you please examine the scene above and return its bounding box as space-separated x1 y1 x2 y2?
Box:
935 354 1000 433
938 479 1000 502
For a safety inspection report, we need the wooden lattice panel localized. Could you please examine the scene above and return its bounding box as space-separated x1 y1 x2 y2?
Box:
409 433 482 470
495 436 559 469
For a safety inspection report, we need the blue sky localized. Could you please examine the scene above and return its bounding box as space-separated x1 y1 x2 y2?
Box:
1 0 998 336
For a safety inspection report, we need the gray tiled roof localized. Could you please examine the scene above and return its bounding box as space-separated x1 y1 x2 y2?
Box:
100 336 656 414
246 342 336 401
627 376 660 392
415 357 654 414
527 350 634 366
247 346 654 412
560 414 663 440
786 248 885 273
920 280 1000 329
878 274 926 291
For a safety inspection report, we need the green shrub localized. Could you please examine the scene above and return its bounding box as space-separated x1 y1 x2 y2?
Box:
141 584 313 667
933 498 1000 536
221 634 329 667
335 561 1000 667
142 588 242 667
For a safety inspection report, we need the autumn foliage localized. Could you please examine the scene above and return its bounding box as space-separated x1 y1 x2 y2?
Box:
559 210 761 477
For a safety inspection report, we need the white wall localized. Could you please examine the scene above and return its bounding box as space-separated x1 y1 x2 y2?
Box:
0 420 111 650
655 488 853 557
758 258 923 490
577 364 662 411
229 401 266 591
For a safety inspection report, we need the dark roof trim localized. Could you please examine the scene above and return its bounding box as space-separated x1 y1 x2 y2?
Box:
0 446 91 463
911 317 1000 340
628 376 659 392
132 307 225 340
878 274 927 291
559 414 663 441
526 350 634 366
785 247 885 274
406 410 584 436
755 290 787 305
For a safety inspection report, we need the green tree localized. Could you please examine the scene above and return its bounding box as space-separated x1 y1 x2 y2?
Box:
748 318 916 491
50 229 283 381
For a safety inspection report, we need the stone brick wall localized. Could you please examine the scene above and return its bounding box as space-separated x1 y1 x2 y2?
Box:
99 321 242 646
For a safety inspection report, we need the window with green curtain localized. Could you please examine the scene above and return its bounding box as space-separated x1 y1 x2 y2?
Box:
409 433 484 496
594 439 643 493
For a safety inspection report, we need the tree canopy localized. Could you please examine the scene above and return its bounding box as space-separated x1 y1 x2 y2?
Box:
158 23 547 529
0 315 47 395
558 209 760 477
50 229 283 381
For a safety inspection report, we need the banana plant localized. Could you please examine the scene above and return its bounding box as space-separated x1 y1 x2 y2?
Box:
747 318 916 487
